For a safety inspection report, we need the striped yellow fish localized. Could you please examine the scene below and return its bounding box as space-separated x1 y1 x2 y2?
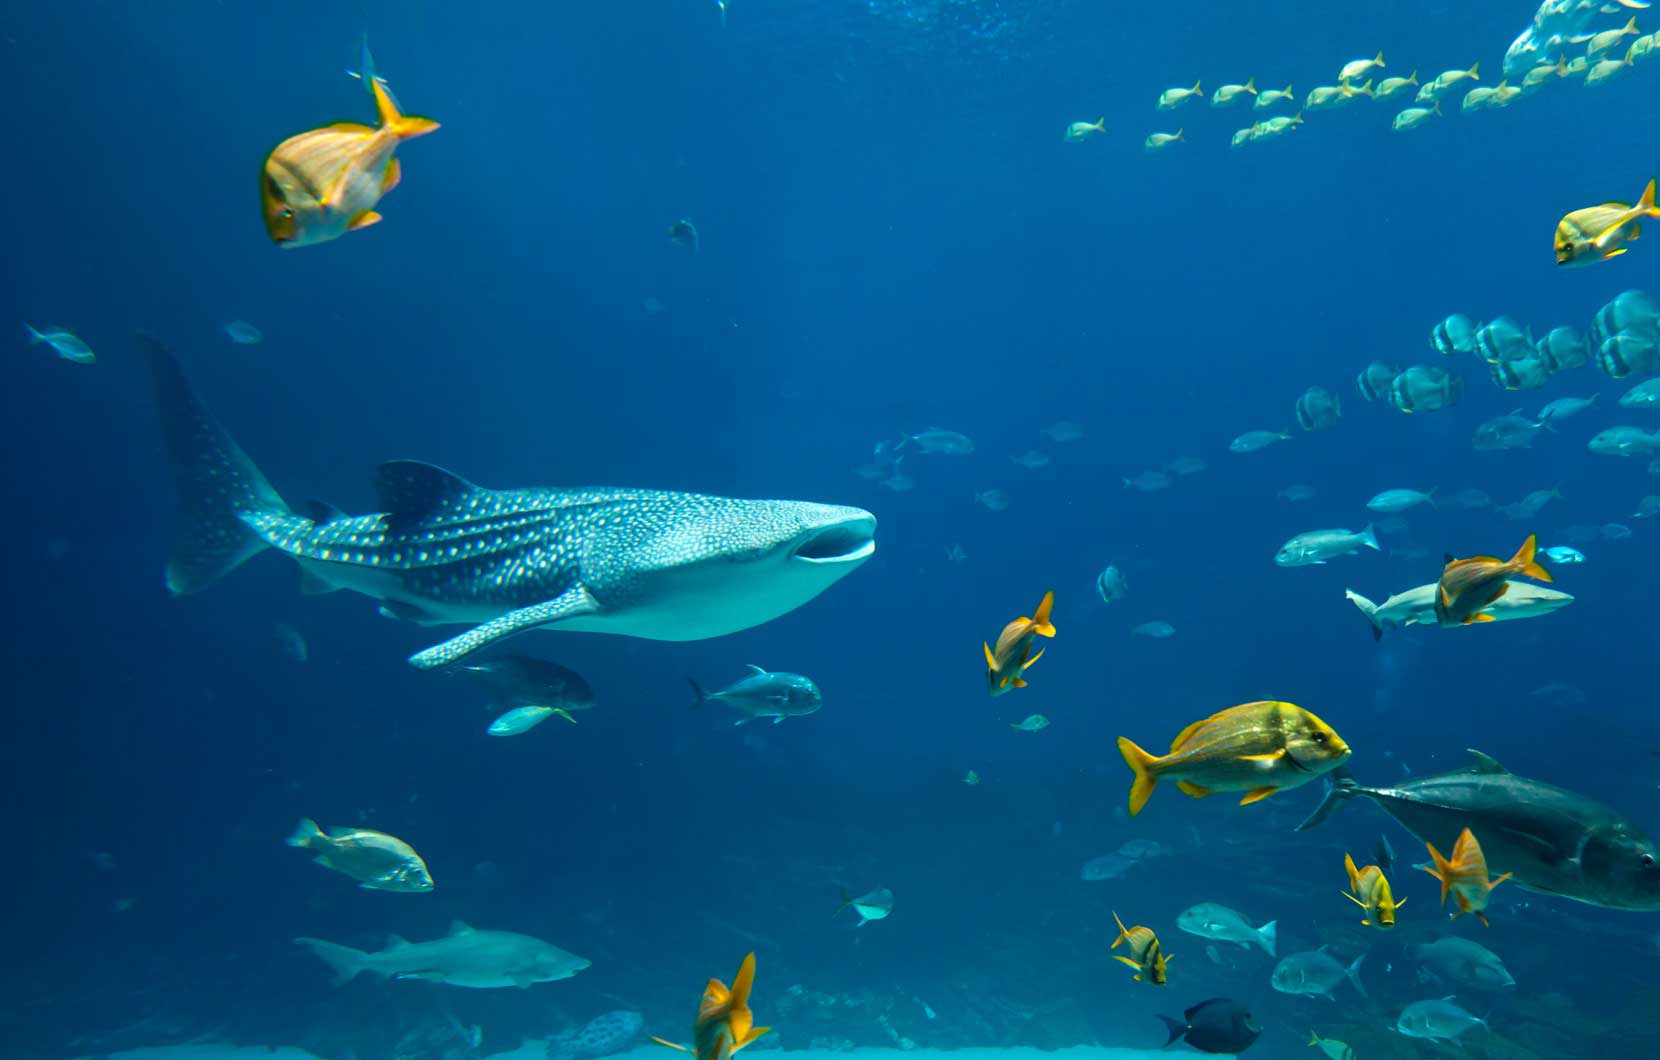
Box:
651 952 771 1060
262 78 438 248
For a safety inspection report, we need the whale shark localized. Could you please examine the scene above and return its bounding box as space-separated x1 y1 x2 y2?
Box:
142 337 877 668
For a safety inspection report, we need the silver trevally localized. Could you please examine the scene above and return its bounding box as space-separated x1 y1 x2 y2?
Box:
1275 525 1380 566
899 427 974 454
488 705 575 735
1270 947 1367 999
1589 426 1660 458
1472 411 1548 451
1396 997 1487 1042
1345 582 1573 639
1366 488 1435 513
690 665 822 725
1538 395 1598 424
287 818 433 892
1620 378 1660 408
1414 938 1515 990
1175 902 1277 955
836 886 894 925
296 921 589 988
25 323 95 364
1230 429 1291 453
142 338 876 670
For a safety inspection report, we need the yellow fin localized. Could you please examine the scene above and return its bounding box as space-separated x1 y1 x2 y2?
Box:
1175 780 1213 798
1238 786 1278 805
347 210 383 231
1239 749 1286 762
372 78 441 139
1168 715 1211 752
1510 533 1552 582
650 1038 690 1053
1024 646 1046 669
1111 911 1131 948
1467 612 1496 623
381 157 402 194
1342 891 1368 909
1111 955 1142 971
1030 590 1056 637
983 642 996 669
1117 737 1160 816
326 121 374 133
1343 852 1362 891
1012 677 1028 688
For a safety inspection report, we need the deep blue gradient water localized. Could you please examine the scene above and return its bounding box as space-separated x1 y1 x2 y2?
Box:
4 2 1660 1058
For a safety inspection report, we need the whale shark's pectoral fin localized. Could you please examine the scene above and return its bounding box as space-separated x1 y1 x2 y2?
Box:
407 587 598 670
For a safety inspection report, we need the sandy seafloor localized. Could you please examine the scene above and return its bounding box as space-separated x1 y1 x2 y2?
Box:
76 1043 1230 1060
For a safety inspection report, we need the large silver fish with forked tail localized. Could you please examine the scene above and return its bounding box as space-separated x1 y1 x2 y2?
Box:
1297 750 1660 910
142 338 876 669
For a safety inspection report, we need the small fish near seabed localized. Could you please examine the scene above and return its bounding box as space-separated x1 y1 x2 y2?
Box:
1307 1032 1355 1060
1415 937 1515 990
1345 581 1572 639
984 590 1056 696
1434 534 1553 626
1297 749 1660 910
835 887 894 926
1556 178 1660 266
690 666 822 725
1421 827 1511 926
1158 999 1261 1055
1396 997 1488 1044
24 324 95 364
963 769 981 785
900 427 974 455
650 952 770 1060
549 1011 644 1060
974 488 1011 510
262 72 438 248
1274 525 1380 567
142 339 876 670
296 921 589 988
1116 700 1351 816
287 818 433 892
1175 902 1277 955
1271 947 1367 1000
1343 852 1404 928
1110 912 1171 985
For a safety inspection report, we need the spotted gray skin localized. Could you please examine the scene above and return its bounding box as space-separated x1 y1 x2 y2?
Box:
142 337 877 669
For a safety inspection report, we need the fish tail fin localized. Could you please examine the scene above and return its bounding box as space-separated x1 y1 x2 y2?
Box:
1110 910 1131 948
1426 486 1438 508
1490 871 1513 891
1344 589 1384 641
834 888 852 917
1359 522 1381 551
371 78 439 139
688 678 709 707
1422 842 1454 904
1244 76 1256 92
1093 116 1105 130
1510 533 1552 582
1309 1032 1322 1046
1343 852 1362 890
1346 952 1368 998
1158 1016 1187 1047
141 335 288 595
1256 919 1278 957
1116 736 1160 816
1191 79 1202 93
294 937 371 985
1432 98 1442 116
1174 127 1184 140
1294 768 1359 831
724 952 757 1015
1409 69 1419 84
1029 589 1056 637
1640 177 1659 218
1469 61 1480 79
286 817 324 849
23 323 45 343
1375 50 1385 65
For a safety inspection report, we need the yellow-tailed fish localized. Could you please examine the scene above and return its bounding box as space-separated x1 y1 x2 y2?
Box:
1157 80 1203 109
1434 534 1552 625
651 953 771 1060
1116 701 1350 816
1144 129 1184 151
1557 178 1659 266
262 78 439 248
1586 15 1640 57
1253 83 1296 109
984 590 1055 696
1342 852 1405 928
1421 828 1511 926
1110 911 1170 985
1211 77 1257 106
1375 70 1419 99
1339 51 1384 82
1064 118 1106 142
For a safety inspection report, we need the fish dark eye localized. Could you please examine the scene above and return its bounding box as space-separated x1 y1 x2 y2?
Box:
1312 731 1328 743
1643 853 1655 869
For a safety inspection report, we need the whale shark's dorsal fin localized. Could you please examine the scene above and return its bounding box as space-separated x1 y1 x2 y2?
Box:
1466 749 1508 774
375 461 487 525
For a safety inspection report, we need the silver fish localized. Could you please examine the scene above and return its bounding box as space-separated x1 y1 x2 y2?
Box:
296 921 588 988
1275 525 1380 566
1270 947 1367 999
1175 902 1277 955
689 665 822 725
142 338 875 670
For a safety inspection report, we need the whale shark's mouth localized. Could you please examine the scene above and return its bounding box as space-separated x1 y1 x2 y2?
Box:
791 518 877 564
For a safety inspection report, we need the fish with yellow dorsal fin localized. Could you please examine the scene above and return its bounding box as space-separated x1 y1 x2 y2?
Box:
1110 911 1171 985
651 953 771 1060
1116 702 1351 816
984 590 1055 696
1556 178 1660 266
1434 534 1553 626
263 73 439 247
1342 852 1405 928
1420 828 1511 926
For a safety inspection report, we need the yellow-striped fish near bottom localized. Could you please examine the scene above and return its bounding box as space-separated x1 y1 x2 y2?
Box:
262 79 439 248
1342 852 1404 928
651 952 771 1060
1110 911 1170 985
1116 701 1351 816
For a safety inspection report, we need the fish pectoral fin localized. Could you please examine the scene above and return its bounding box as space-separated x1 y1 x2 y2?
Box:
347 210 384 231
1341 891 1368 909
381 156 402 194
1467 612 1496 623
1013 677 1029 688
1024 646 1046 668
1604 247 1629 258
1174 781 1213 798
299 568 341 595
552 708 577 724
1238 786 1279 805
407 586 600 670
650 1037 691 1053
1238 750 1286 762
983 642 997 669
1111 955 1142 971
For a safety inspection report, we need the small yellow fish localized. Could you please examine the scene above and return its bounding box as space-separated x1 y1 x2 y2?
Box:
984 590 1056 696
1421 828 1511 926
1339 51 1385 82
1342 852 1405 928
1157 80 1203 109
1585 15 1640 57
1064 118 1106 142
1211 77 1257 106
1585 53 1634 85
262 78 439 248
1375 70 1419 99
1116 701 1351 816
1434 534 1553 625
1253 83 1296 109
1110 912 1171 985
651 953 771 1060
1489 79 1523 107
1144 129 1184 151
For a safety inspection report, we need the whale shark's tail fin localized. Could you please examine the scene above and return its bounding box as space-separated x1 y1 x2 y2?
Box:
141 335 289 595
1294 768 1360 832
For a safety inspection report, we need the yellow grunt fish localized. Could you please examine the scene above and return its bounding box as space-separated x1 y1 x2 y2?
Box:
262 78 439 248
651 953 771 1060
1116 701 1350 816
1556 178 1659 266
984 590 1055 696
1421 828 1511 927
1342 852 1404 928
1110 912 1171 985
1434 534 1552 625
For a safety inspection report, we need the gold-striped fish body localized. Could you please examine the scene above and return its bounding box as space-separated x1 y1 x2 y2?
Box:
1109 912 1169 985
1343 852 1404 928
